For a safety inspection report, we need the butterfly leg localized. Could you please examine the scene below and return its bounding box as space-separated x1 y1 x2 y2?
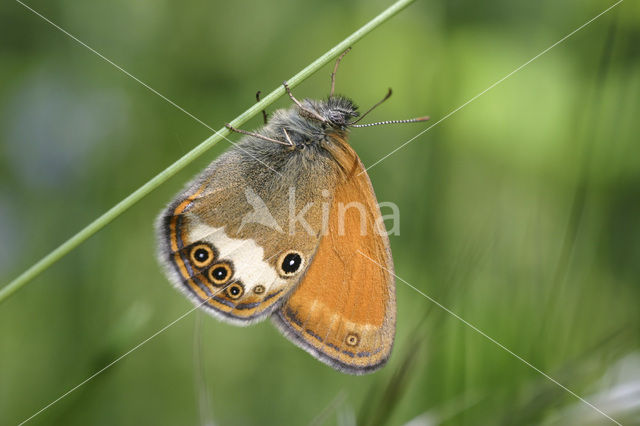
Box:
282 81 327 123
282 128 295 146
255 90 268 124
224 123 292 147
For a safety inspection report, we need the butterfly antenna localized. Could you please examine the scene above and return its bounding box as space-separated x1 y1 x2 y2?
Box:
256 90 268 124
351 116 430 128
351 88 393 125
330 47 352 97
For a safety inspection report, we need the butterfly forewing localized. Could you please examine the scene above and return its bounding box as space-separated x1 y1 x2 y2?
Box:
273 138 396 374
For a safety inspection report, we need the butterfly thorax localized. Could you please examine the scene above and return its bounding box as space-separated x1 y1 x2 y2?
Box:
231 95 362 181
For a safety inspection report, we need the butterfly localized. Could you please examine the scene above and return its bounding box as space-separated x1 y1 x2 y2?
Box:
156 49 427 374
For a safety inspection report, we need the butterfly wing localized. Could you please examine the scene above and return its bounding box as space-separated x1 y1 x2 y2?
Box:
156 146 334 325
272 136 396 374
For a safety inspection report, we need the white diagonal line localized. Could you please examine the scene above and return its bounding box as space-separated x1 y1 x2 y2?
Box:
356 250 622 426
18 298 205 425
19 283 229 425
15 0 283 176
18 249 280 424
15 0 209 131
361 0 624 174
307 390 348 426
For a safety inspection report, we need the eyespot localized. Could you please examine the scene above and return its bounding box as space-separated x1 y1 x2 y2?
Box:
277 251 304 277
253 285 265 295
189 243 214 268
226 282 244 299
345 333 359 347
207 262 232 286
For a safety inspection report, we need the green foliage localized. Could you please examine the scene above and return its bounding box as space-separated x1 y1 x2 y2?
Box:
1 0 638 425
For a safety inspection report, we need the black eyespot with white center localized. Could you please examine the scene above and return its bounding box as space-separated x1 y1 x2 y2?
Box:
211 267 227 280
207 262 232 286
226 282 244 299
189 243 215 268
283 253 301 273
277 251 304 277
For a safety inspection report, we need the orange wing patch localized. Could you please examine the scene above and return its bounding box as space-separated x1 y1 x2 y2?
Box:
273 136 396 374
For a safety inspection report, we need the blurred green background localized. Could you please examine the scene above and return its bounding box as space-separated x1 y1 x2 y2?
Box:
1 0 639 424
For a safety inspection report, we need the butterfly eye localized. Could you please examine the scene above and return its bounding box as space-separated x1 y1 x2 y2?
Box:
226 282 244 299
277 251 304 277
190 243 214 268
208 262 232 286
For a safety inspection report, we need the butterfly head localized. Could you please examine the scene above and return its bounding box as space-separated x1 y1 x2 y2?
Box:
322 95 360 129
301 95 360 130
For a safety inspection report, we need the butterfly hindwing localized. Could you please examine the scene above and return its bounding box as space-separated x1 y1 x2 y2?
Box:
156 147 335 324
